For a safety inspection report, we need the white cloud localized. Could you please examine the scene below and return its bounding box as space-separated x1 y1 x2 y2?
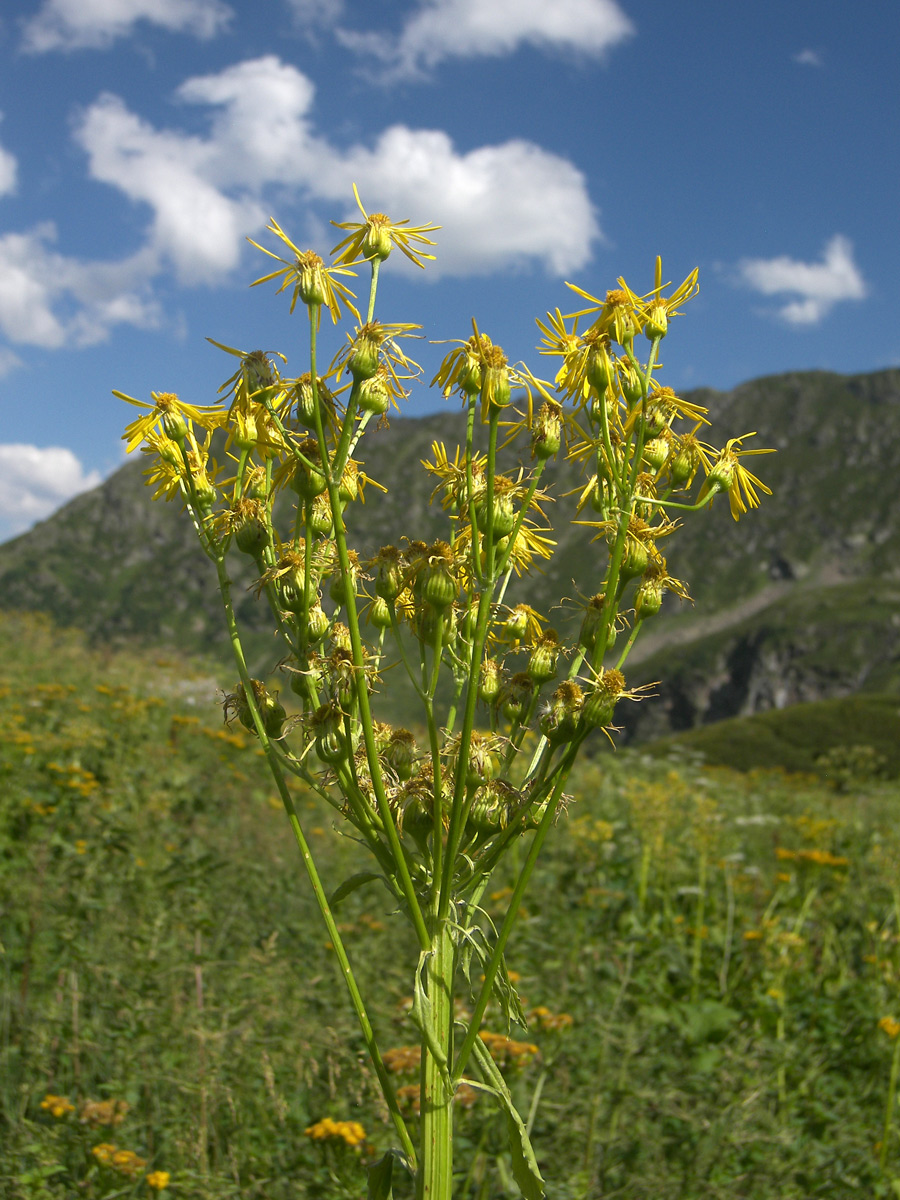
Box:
338 0 634 79
21 0 232 53
793 48 824 67
0 223 161 348
737 235 866 326
74 55 599 280
0 349 23 377
0 144 17 197
0 444 102 539
0 113 18 197
286 0 344 27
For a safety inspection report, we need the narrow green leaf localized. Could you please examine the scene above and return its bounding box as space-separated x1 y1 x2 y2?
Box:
470 1036 545 1199
329 871 384 906
366 1151 394 1200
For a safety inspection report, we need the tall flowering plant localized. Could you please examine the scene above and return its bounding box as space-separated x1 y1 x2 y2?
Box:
117 188 771 1200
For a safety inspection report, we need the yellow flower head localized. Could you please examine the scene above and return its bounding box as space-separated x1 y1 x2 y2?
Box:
331 184 439 268
147 1171 171 1191
249 219 360 325
696 433 775 521
116 390 225 455
879 1016 900 1040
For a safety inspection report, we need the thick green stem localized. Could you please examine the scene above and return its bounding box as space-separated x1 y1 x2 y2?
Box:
417 921 455 1200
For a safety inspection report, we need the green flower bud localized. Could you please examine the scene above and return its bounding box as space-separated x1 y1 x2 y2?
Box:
479 658 503 704
385 729 418 782
531 402 562 460
368 595 393 629
634 578 664 620
308 493 333 537
539 681 583 744
162 409 188 443
357 371 391 415
291 439 327 499
527 632 560 684
582 669 626 729
500 673 534 723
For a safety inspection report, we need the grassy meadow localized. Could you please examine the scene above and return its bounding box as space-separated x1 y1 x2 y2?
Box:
2 611 900 1198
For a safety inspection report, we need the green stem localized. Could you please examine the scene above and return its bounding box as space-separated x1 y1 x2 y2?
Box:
418 920 455 1200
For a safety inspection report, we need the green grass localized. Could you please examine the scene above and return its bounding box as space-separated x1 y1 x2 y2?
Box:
4 611 900 1198
646 693 900 777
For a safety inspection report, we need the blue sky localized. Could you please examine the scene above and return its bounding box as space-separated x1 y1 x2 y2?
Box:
0 0 897 541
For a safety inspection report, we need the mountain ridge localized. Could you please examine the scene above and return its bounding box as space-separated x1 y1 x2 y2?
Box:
2 366 898 738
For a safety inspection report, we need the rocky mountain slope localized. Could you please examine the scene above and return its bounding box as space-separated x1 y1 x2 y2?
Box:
2 368 898 738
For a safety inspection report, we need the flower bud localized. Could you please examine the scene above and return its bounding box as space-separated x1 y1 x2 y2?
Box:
357 370 391 415
582 669 626 729
634 577 664 620
232 408 258 451
640 403 668 437
500 673 534 723
643 436 669 471
617 361 643 407
368 595 393 630
291 439 327 499
467 782 508 834
162 409 188 443
385 729 418 781
531 402 562 460
305 603 329 642
295 251 328 308
308 493 333 537
644 302 668 340
618 535 649 582
539 682 583 744
527 632 560 684
475 491 515 538
586 339 615 393
373 546 404 601
228 680 286 739
479 658 503 704
192 472 217 509
349 330 380 382
235 510 270 557
503 605 529 642
421 549 457 610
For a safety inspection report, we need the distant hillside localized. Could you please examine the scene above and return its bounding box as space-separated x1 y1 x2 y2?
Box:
2 368 898 737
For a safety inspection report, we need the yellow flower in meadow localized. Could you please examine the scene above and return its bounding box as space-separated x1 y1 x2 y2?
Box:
305 1116 367 1148
879 1016 900 1039
743 930 763 941
40 1094 74 1118
146 1170 171 1190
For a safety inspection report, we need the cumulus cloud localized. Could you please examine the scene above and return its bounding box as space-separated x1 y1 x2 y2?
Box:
0 223 161 348
737 235 867 326
21 0 232 53
338 0 634 78
74 55 599 280
0 444 102 540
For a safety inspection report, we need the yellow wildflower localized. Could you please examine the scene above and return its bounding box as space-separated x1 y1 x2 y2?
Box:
879 1016 900 1039
249 219 359 324
331 184 439 268
40 1094 74 1118
696 433 775 521
304 1117 367 1147
147 1171 171 1191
